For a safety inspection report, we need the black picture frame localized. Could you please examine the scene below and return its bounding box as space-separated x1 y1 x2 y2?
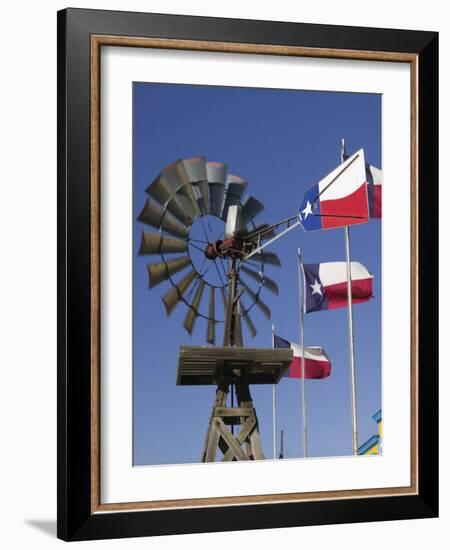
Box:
57 7 438 541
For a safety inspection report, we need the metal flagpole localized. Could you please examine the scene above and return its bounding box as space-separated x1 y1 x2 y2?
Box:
271 323 277 459
297 248 307 458
341 139 359 455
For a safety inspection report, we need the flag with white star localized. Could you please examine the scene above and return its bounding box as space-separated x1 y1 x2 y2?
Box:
302 262 374 313
298 149 369 231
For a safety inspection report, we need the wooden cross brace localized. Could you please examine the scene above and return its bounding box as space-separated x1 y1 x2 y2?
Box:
203 407 264 461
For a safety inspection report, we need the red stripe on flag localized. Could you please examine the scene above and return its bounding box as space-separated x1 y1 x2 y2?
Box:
372 185 382 218
324 278 373 310
287 357 331 379
320 183 369 229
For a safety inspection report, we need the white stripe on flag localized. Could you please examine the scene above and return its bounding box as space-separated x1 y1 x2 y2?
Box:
369 164 382 187
317 149 366 200
318 261 373 287
290 343 328 362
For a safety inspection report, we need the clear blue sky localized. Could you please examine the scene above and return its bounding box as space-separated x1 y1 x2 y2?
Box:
133 82 381 465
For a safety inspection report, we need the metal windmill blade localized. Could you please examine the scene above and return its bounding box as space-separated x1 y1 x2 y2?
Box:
239 299 258 338
147 256 191 288
148 159 203 223
162 269 197 315
138 231 187 255
239 279 272 320
183 279 206 335
243 251 281 267
242 311 257 338
182 156 211 215
146 174 193 227
169 159 202 219
138 199 189 239
207 161 227 217
240 265 279 295
241 195 264 226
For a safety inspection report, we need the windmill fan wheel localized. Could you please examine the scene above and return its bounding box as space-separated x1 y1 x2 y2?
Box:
137 156 281 345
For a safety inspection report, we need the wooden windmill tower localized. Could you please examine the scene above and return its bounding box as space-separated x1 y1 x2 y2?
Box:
138 156 293 462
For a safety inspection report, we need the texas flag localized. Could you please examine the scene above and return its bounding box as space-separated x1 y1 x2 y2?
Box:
344 152 382 218
302 262 373 313
274 335 331 379
298 149 369 231
365 163 382 218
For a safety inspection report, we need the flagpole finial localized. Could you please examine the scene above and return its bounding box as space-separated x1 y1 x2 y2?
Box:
341 138 346 161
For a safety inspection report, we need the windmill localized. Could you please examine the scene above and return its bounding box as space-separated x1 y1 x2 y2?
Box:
137 156 293 462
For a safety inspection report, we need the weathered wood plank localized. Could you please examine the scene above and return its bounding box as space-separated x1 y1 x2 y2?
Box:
180 346 292 362
237 393 256 459
249 422 265 460
204 423 219 462
215 407 251 417
202 387 228 462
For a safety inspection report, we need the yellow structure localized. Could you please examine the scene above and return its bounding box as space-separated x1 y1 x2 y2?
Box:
358 410 382 455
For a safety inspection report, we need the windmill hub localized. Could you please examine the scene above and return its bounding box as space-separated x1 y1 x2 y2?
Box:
204 240 224 260
204 236 249 260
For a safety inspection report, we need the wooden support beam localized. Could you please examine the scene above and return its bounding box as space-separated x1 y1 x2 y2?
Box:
202 385 228 462
215 407 251 417
249 423 265 460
